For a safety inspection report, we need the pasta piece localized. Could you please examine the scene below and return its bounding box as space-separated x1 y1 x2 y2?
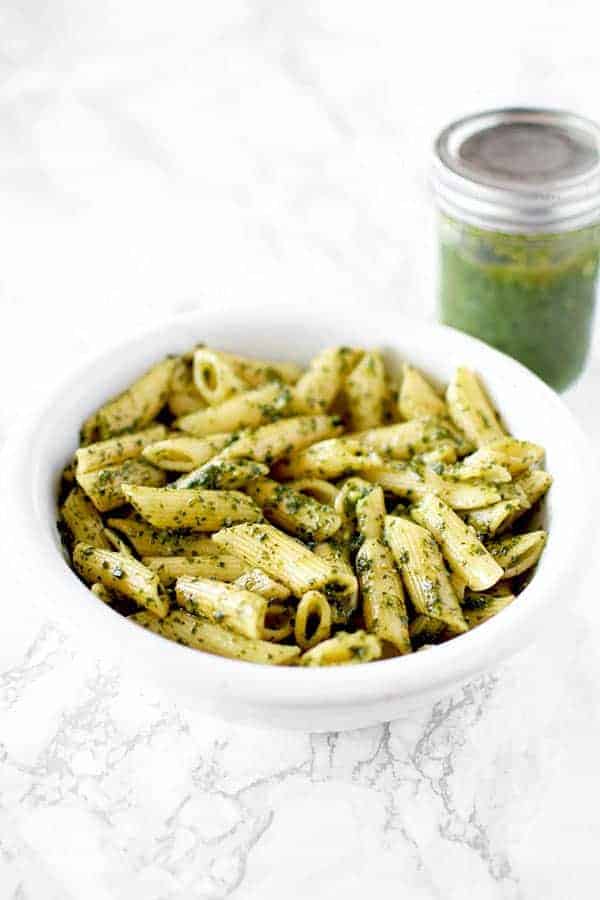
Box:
487 531 547 578
218 352 302 387
411 494 503 591
167 358 206 417
409 614 446 644
192 349 249 405
174 458 268 490
176 383 293 437
272 438 382 481
516 469 553 506
449 570 468 602
313 541 359 623
462 585 515 628
245 478 342 541
175 577 268 640
217 415 344 464
466 482 531 537
143 553 247 586
289 479 339 506
107 517 215 557
384 515 467 634
356 538 411 654
142 433 233 472
60 486 111 549
103 527 136 557
75 425 168 476
355 417 471 460
82 358 175 441
196 349 302 393
294 591 332 650
233 569 290 601
334 477 373 523
121 484 262 531
416 442 459 466
398 364 447 420
344 351 387 431
446 367 505 447
76 459 166 513
355 485 386 540
91 582 114 604
132 610 300 665
461 438 545 477
445 459 512 483
73 543 169 618
213 523 354 606
300 630 382 666
363 462 500 510
262 602 294 642
293 346 361 413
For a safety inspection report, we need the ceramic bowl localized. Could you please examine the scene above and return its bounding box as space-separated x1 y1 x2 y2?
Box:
2 308 594 731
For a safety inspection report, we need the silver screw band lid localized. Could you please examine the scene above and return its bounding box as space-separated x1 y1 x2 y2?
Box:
431 108 600 233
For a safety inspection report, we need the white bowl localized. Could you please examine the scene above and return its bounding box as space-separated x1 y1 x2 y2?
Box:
2 308 594 731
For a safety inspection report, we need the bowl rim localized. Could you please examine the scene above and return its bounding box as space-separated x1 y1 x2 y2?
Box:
2 307 595 708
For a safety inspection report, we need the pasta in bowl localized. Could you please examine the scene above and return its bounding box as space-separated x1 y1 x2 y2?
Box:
60 340 551 667
2 309 592 730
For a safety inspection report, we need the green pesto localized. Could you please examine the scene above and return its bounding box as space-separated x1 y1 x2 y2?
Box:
438 217 600 391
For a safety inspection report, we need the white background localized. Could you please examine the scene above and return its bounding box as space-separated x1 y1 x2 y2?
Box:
1 2 600 898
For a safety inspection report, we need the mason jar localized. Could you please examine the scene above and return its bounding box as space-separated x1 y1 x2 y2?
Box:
432 109 600 391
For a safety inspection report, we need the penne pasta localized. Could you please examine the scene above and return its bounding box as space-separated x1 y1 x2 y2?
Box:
60 486 111 549
175 576 268 640
355 416 472 461
82 358 175 441
76 459 167 513
213 523 354 609
344 351 387 431
356 538 411 654
132 610 300 665
174 458 268 490
167 357 206 417
233 569 290 601
398 364 447 420
75 425 168 476
293 346 361 414
61 345 552 666
294 590 332 650
355 485 386 541
300 630 382 666
106 517 216 557
73 543 169 618
262 602 294 642
384 515 467 634
446 366 505 447
272 437 382 481
176 383 294 436
121 484 263 531
192 349 248 405
487 531 547 578
143 553 247 586
216 415 344 465
142 433 234 472
289 478 339 506
245 477 342 542
461 438 545 477
462 585 515 629
411 493 503 591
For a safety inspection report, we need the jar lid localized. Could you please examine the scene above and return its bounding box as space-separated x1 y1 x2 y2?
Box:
431 108 600 233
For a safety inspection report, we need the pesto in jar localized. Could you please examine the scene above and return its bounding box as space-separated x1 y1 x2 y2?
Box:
439 218 600 391
432 108 600 391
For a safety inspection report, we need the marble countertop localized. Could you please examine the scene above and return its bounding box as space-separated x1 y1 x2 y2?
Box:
2 2 600 897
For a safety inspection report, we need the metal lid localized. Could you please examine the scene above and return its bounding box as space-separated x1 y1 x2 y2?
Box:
431 108 600 233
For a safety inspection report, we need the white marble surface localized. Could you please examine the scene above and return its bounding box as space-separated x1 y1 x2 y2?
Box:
2 2 600 897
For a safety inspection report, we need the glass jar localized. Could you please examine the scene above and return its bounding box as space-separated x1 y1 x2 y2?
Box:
432 109 600 391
